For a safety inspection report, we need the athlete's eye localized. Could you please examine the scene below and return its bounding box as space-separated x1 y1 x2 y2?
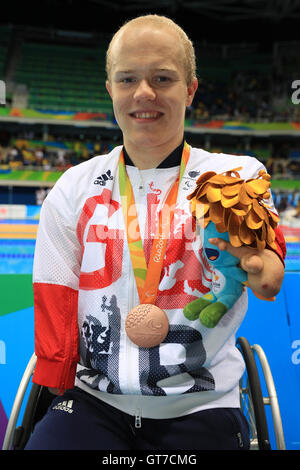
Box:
121 77 135 83
155 76 171 84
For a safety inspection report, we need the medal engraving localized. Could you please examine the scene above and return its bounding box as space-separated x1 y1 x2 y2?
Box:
125 304 169 348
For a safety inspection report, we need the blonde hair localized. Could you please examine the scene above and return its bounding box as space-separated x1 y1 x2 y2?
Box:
106 14 196 86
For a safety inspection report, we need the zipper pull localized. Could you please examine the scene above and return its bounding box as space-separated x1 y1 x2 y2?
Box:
138 171 145 192
135 409 142 428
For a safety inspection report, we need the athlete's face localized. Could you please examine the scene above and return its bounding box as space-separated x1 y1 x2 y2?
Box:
106 26 198 157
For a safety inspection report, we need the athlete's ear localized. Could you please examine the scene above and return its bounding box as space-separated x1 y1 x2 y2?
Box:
186 77 198 107
106 80 113 99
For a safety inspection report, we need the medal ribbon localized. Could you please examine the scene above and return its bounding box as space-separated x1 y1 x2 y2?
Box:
118 142 190 305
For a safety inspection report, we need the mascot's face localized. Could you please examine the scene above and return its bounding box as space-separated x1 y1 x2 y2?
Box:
203 221 239 267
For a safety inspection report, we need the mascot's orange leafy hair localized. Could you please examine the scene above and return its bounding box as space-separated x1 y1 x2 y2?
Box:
187 166 279 251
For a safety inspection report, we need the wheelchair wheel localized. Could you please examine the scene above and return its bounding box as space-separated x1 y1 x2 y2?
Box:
251 344 285 450
2 353 54 450
12 384 55 450
2 353 37 450
236 337 271 450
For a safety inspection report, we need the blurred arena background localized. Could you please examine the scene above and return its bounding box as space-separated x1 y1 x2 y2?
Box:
0 0 300 450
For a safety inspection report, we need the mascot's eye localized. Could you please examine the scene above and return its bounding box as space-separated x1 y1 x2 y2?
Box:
205 248 219 261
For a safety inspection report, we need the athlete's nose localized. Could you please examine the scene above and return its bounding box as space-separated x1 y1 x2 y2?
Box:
133 79 156 101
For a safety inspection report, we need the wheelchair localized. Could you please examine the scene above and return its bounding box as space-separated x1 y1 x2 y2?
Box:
236 337 286 450
2 337 286 450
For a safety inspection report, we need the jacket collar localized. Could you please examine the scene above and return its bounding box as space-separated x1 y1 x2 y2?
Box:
123 140 184 169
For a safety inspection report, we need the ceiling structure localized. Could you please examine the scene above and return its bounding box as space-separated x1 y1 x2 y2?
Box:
1 0 299 43
88 0 300 21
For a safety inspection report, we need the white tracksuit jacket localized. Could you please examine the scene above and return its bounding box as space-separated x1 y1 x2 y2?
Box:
32 144 285 419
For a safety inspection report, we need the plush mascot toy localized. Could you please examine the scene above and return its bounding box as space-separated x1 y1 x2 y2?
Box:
183 167 279 328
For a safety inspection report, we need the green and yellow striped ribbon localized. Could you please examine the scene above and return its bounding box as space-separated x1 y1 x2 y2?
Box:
118 142 190 302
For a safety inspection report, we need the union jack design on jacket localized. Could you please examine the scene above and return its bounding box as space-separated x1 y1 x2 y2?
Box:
32 144 286 419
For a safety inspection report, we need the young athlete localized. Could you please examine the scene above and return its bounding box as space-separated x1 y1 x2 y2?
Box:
25 14 285 450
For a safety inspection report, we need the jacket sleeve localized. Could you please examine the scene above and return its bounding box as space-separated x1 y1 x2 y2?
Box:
32 174 82 390
245 159 286 265
273 226 286 265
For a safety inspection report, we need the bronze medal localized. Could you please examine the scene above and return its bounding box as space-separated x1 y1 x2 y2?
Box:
125 304 169 348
